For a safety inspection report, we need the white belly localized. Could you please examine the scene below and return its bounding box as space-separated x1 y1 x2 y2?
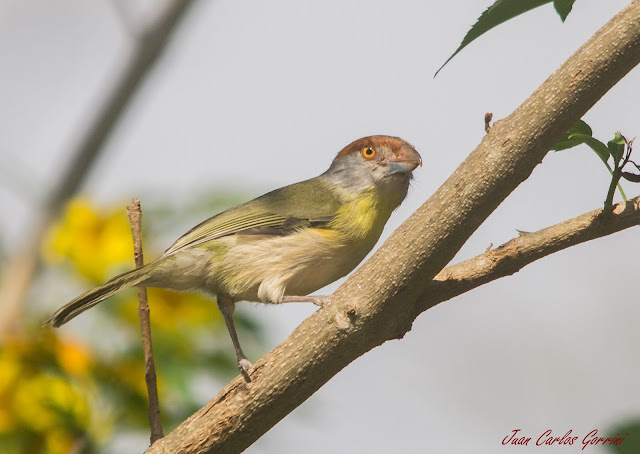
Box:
212 228 376 303
150 227 379 304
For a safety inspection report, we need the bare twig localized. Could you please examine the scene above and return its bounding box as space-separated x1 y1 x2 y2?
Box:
0 0 196 337
127 199 164 444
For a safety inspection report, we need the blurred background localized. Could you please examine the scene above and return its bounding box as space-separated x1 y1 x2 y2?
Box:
0 0 639 453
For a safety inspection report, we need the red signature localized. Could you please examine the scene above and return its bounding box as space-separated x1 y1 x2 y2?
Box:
502 428 629 450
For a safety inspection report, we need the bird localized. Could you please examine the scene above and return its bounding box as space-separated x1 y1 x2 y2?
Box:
44 135 422 381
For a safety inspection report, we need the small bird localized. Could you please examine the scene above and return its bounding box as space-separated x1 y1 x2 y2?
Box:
44 136 421 381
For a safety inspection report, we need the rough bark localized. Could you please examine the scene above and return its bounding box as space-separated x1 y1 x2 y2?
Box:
147 2 640 453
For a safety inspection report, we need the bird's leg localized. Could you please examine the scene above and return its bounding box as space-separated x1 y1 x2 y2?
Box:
279 295 327 306
216 294 252 382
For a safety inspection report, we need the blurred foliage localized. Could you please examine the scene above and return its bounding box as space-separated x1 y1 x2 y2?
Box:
606 419 640 454
1 194 264 453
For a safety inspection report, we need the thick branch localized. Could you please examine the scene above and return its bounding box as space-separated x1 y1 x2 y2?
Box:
147 2 640 453
0 0 196 336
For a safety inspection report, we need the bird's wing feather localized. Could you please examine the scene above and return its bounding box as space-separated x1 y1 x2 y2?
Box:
162 177 342 256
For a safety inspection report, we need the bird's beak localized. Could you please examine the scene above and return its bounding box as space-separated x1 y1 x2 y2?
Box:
387 145 422 175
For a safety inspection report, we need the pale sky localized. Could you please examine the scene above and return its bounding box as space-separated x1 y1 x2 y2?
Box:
1 1 639 453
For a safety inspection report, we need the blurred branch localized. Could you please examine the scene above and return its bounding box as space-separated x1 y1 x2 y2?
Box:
146 2 640 452
0 0 196 337
127 199 164 444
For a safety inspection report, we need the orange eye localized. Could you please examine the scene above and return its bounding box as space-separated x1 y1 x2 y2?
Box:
362 147 376 159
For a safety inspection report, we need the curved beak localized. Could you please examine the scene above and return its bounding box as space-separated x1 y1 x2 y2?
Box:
387 145 422 175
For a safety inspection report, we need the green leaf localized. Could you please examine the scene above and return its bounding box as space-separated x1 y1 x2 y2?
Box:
551 119 592 151
553 0 576 22
552 120 610 164
555 126 628 203
566 134 610 164
435 0 552 77
607 132 626 166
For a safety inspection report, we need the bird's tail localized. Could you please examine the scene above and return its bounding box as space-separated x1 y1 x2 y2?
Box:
43 266 150 327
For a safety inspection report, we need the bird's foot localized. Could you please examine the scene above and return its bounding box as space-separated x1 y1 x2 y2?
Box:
280 295 327 307
238 357 252 382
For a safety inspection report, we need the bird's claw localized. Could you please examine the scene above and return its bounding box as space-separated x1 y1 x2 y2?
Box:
309 296 326 307
279 295 327 306
238 358 252 382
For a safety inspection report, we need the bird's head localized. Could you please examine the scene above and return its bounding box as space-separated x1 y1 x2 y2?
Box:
322 136 422 198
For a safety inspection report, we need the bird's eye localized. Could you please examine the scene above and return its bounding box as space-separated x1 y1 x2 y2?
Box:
362 147 376 159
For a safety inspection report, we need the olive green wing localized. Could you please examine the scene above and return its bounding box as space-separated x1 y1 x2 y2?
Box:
162 177 342 256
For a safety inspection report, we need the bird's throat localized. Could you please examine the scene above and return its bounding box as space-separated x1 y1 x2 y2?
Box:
329 188 397 240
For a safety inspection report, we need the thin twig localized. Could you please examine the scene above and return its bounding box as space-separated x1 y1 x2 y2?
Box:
127 199 164 444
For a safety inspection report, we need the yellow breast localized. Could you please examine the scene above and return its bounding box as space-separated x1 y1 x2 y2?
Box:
329 187 397 241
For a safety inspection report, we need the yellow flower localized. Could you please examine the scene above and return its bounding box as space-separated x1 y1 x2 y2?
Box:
45 429 76 454
0 353 19 432
13 374 89 433
55 337 93 377
0 351 21 394
0 401 13 433
43 197 134 282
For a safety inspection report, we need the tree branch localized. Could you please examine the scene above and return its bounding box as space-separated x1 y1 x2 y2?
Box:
146 2 640 453
148 200 640 454
419 196 640 314
0 0 196 337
